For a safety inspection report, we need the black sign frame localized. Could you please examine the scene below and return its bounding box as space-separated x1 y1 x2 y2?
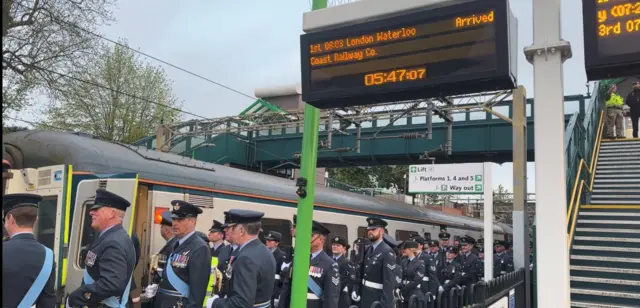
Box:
582 0 640 81
300 0 515 109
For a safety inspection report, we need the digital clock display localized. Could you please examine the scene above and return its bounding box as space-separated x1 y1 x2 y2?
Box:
582 0 640 80
300 0 516 109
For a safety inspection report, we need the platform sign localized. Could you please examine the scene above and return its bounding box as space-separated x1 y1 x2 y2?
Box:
300 0 517 109
408 163 484 194
582 0 640 80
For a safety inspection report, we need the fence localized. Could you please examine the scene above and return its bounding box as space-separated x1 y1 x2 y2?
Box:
348 268 527 308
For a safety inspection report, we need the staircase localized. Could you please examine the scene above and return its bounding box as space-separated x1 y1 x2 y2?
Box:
570 139 640 308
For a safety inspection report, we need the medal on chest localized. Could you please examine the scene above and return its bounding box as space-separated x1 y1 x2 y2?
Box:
85 250 97 267
309 266 323 278
172 251 190 268
226 256 235 278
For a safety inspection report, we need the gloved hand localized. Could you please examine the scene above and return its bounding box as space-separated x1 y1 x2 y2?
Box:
145 284 159 298
351 290 360 302
281 262 291 271
65 297 71 308
274 299 279 307
438 286 444 293
205 295 220 308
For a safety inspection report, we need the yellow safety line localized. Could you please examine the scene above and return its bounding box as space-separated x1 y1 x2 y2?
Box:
61 165 73 287
127 174 139 236
582 205 640 209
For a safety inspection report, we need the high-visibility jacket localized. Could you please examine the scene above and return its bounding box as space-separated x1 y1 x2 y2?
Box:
606 93 624 107
202 256 219 307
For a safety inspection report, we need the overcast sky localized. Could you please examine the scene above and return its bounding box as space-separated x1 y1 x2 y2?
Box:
13 0 601 195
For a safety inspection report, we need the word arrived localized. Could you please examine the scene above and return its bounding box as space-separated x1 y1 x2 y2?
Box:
455 11 494 28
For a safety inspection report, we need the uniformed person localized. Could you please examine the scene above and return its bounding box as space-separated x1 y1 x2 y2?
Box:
209 220 233 262
264 231 286 307
207 209 276 308
331 235 353 308
398 241 425 308
411 237 440 302
152 200 211 308
441 247 462 293
458 236 481 289
219 220 239 298
67 189 137 307
279 220 340 308
134 211 176 306
438 230 451 254
426 240 445 285
493 240 514 278
352 217 397 308
3 193 56 308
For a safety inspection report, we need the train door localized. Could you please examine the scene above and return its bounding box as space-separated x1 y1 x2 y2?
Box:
64 174 139 297
5 164 71 292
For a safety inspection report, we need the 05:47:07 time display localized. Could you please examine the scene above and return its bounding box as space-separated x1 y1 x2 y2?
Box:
364 68 427 86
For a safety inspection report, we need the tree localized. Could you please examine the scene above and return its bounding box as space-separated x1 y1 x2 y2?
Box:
2 125 29 134
2 0 116 116
493 184 513 203
327 165 409 193
41 41 183 143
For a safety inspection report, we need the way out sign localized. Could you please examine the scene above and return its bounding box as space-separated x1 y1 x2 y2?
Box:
408 163 484 194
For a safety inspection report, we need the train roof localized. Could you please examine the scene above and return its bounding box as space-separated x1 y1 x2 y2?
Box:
3 130 512 234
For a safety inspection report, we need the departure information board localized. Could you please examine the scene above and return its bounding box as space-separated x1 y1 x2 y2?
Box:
300 0 516 109
583 0 640 80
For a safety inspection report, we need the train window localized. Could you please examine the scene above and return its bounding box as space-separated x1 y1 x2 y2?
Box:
395 230 419 241
35 196 58 250
76 200 99 269
260 218 293 249
319 222 348 255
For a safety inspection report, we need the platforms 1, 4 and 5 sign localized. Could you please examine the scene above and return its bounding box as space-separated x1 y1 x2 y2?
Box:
408 163 484 194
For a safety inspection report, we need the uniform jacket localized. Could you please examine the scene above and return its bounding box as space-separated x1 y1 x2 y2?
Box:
400 256 425 303
417 252 440 298
459 252 481 287
333 254 353 308
212 238 276 308
271 247 287 299
441 260 462 291
627 90 640 113
2 233 56 308
493 252 515 278
360 240 397 308
279 250 340 308
155 232 211 308
69 224 136 307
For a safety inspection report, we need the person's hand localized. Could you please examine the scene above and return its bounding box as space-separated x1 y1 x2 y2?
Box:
144 284 159 298
351 290 360 302
132 297 140 304
438 286 445 293
205 295 220 308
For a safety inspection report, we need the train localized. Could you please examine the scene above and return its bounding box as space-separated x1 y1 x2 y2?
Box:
2 129 512 299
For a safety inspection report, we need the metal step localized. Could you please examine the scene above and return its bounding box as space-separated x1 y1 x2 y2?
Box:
593 184 640 188
571 276 640 287
577 220 640 225
594 178 640 183
571 288 640 300
571 301 640 308
571 255 640 263
599 145 640 150
594 173 640 178
572 245 640 253
570 265 640 275
579 212 640 217
598 156 640 162
593 189 640 194
599 152 640 157
597 159 640 164
591 195 640 200
589 201 640 205
575 228 640 233
596 169 640 174
573 236 640 243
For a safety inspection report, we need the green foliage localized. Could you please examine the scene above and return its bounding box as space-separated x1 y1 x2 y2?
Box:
327 165 409 193
2 0 117 116
41 41 183 143
2 125 29 134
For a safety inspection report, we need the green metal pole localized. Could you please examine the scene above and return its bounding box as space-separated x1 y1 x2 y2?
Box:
289 2 325 307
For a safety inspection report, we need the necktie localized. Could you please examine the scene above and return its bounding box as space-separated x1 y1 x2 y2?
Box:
174 240 180 251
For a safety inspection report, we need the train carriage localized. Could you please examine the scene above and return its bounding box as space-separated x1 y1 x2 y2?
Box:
2 130 512 302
